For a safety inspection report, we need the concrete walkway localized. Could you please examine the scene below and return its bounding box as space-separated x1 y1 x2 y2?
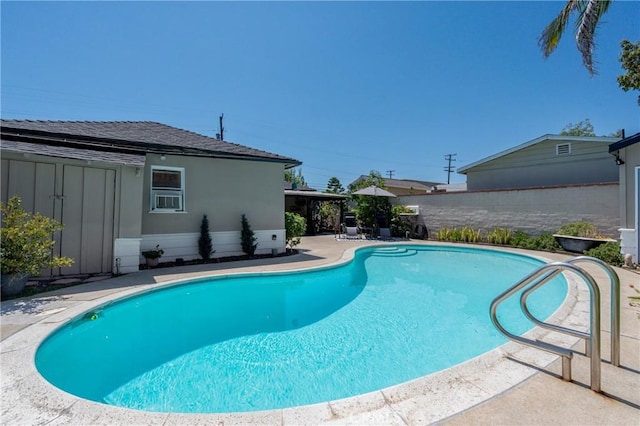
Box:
1 235 638 425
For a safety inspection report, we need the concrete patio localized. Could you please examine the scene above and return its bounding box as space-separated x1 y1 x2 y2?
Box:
1 235 639 425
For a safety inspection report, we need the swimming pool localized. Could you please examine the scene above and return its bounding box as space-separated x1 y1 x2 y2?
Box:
35 245 567 413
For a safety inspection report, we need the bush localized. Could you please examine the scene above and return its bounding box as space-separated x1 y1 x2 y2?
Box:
460 226 481 243
285 212 306 250
585 242 624 266
1 196 73 276
487 228 512 245
528 233 562 252
510 231 561 252
557 221 599 238
390 205 413 237
510 230 530 247
240 214 257 256
198 214 214 260
436 227 457 242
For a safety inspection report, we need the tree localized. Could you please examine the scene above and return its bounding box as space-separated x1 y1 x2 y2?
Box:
347 170 391 228
538 0 612 75
326 177 345 194
240 214 257 256
617 40 640 105
347 170 386 193
198 214 214 260
284 168 306 188
559 119 595 136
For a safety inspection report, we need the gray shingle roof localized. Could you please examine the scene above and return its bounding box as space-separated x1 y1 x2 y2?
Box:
1 139 146 166
0 120 300 166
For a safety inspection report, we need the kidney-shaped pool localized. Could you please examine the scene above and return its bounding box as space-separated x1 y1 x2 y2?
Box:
35 245 567 413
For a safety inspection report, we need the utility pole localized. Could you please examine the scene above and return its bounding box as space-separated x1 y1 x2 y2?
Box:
444 153 457 184
386 170 395 179
217 113 224 140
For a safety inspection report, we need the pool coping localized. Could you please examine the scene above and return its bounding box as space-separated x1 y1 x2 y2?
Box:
0 241 591 425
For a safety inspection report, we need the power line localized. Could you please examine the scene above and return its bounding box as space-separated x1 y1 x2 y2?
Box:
444 153 457 184
386 170 395 179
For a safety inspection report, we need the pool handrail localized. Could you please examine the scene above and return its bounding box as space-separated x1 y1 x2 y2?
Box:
490 261 601 392
519 255 621 367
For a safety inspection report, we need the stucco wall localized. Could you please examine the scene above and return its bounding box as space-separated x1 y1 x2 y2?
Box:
398 183 620 238
142 154 285 234
141 154 287 259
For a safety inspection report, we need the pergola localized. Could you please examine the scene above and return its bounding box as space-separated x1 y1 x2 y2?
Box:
284 189 348 235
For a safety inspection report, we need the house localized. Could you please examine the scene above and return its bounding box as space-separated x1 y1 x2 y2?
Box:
350 176 441 196
609 132 640 263
457 134 620 191
1 120 300 275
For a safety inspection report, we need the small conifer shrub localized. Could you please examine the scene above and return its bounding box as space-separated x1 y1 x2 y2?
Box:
240 214 258 256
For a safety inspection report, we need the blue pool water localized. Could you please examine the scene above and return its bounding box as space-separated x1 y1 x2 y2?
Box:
35 245 567 413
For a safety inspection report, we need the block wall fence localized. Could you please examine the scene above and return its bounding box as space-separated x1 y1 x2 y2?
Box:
398 183 619 238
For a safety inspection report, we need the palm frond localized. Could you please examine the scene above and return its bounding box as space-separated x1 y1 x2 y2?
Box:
576 0 612 75
538 0 580 57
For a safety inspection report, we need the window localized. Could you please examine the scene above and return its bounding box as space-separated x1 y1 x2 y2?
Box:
556 143 571 155
150 166 185 212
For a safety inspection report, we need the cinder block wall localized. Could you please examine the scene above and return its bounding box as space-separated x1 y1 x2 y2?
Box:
398 183 619 238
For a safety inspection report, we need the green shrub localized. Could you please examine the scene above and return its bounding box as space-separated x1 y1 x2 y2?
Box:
460 226 481 243
390 206 414 237
198 214 214 260
510 230 530 247
585 242 624 266
487 228 512 245
285 212 306 249
436 227 462 242
240 214 258 256
1 196 74 275
529 233 562 252
509 231 561 252
557 221 599 238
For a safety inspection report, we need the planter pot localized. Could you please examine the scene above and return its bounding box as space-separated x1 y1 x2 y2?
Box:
553 234 616 254
145 257 160 268
1 273 30 298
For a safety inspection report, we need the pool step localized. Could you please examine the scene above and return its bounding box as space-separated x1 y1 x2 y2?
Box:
370 248 418 257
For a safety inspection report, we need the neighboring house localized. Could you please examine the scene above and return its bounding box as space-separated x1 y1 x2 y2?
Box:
350 176 441 196
609 132 640 263
457 134 620 191
1 120 300 275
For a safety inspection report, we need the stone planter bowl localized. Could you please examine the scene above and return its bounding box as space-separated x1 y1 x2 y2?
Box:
553 234 616 254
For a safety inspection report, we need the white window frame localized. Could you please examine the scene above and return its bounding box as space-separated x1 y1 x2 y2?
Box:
150 166 186 213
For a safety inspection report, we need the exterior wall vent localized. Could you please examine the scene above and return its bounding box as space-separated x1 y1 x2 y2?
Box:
556 143 571 155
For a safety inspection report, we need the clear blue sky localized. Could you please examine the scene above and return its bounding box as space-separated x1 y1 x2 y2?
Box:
2 1 639 189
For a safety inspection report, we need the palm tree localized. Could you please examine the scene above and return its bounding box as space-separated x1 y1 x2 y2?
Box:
538 0 613 75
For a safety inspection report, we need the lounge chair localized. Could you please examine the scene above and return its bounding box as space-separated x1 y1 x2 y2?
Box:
343 213 360 239
376 213 392 240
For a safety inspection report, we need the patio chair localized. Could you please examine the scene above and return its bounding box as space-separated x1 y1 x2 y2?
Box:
343 212 360 239
376 213 392 240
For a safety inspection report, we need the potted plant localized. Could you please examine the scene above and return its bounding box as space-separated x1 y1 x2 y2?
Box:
1 196 74 298
141 245 164 268
553 221 616 254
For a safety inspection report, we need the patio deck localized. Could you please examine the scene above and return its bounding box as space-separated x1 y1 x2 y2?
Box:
1 235 638 425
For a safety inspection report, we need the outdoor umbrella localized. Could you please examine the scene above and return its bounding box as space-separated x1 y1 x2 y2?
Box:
352 186 396 235
352 185 397 198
